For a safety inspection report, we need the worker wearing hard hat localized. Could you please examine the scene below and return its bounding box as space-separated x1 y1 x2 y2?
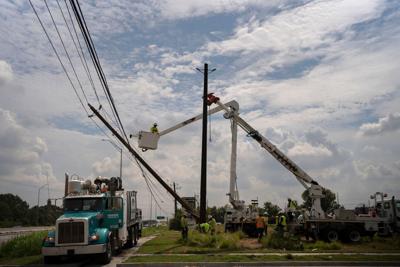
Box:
208 215 217 235
263 212 269 236
276 212 286 236
255 212 266 241
181 215 188 241
150 123 159 134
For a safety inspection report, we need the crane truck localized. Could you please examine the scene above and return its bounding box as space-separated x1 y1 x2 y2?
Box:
137 93 396 241
42 174 142 264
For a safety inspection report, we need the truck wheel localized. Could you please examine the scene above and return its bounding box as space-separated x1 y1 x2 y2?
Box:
126 227 134 248
43 256 59 264
98 240 112 264
133 225 138 246
348 229 361 242
325 229 339 242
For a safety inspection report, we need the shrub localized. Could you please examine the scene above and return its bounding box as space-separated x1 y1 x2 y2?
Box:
187 230 241 250
261 232 304 251
0 231 47 258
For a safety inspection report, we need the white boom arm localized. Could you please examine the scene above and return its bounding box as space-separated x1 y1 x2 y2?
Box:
208 94 325 218
137 100 243 209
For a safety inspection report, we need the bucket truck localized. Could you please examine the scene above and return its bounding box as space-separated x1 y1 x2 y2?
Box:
135 100 259 236
206 93 392 242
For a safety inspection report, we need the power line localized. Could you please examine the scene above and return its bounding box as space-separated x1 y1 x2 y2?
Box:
57 0 101 106
69 0 130 143
44 0 90 104
29 0 88 115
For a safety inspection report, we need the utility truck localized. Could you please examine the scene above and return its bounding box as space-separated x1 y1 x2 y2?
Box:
135 99 259 236
42 174 142 264
136 93 396 241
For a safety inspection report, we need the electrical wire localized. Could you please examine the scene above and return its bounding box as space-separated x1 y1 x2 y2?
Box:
44 0 89 104
70 0 130 143
57 0 101 107
29 0 89 115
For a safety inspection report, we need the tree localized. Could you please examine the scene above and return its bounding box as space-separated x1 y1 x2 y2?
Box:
261 201 281 217
207 206 226 223
301 188 340 212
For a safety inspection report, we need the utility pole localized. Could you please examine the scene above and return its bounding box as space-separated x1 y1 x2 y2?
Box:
196 63 216 223
89 104 200 220
173 182 177 218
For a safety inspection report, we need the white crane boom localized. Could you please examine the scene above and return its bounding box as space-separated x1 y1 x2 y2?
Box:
207 94 325 218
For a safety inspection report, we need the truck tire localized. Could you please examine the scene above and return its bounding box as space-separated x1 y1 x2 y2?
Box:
98 239 112 264
348 229 361 242
43 256 59 264
133 225 138 246
126 227 134 248
324 229 339 242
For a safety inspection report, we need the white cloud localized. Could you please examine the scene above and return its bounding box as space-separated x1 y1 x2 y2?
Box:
0 60 13 85
360 113 400 136
288 142 332 157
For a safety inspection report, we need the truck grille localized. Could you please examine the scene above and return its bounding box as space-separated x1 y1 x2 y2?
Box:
58 221 85 244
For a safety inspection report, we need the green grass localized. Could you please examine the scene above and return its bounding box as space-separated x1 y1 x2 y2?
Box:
0 255 42 265
304 240 342 250
261 232 304 251
0 231 47 258
142 226 167 237
126 254 400 263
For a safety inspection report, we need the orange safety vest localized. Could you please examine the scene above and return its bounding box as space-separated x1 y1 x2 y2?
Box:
255 216 265 229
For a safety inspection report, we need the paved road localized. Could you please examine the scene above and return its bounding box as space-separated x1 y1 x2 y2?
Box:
0 226 53 244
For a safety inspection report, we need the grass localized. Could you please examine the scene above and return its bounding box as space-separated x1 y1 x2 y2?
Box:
0 231 47 265
261 232 304 251
304 240 342 251
0 231 47 258
142 226 167 237
126 254 400 263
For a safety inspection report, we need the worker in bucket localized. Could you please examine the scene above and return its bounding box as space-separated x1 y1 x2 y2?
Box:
208 215 217 235
181 214 188 241
255 212 266 242
150 123 159 134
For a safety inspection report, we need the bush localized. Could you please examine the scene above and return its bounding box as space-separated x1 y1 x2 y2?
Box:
0 231 47 258
304 240 341 250
261 232 304 251
187 230 241 250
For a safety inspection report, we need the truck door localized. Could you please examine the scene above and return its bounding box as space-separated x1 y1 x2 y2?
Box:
104 197 123 230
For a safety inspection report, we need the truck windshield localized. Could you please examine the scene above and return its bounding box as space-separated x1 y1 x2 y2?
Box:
64 198 103 212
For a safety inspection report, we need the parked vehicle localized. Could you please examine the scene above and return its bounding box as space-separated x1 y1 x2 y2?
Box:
42 174 142 264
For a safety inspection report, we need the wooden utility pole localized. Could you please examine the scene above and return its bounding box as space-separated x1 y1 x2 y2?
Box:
196 63 215 223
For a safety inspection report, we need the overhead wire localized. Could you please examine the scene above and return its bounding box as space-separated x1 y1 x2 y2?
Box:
43 0 90 104
31 0 172 216
67 0 124 137
57 0 101 107
70 0 130 144
29 0 89 115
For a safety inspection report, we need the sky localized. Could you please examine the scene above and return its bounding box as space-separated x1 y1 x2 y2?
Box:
0 0 399 220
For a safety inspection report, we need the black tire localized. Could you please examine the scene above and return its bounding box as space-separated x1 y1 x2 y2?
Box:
133 225 138 246
43 256 59 264
348 229 361 242
98 239 112 264
325 229 339 242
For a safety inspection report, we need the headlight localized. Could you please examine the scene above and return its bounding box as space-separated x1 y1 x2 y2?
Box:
90 234 100 241
44 236 55 243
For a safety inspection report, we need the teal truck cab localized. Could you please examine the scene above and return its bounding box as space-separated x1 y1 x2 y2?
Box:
42 175 142 264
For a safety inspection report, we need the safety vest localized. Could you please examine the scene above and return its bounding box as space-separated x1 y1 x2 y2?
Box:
181 217 188 228
150 126 158 134
200 222 210 232
279 215 286 226
255 216 265 229
209 218 216 230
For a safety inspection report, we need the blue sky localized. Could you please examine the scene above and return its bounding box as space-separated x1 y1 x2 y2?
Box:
0 0 400 219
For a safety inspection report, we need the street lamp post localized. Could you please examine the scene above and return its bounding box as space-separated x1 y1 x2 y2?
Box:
37 183 48 225
102 139 123 179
